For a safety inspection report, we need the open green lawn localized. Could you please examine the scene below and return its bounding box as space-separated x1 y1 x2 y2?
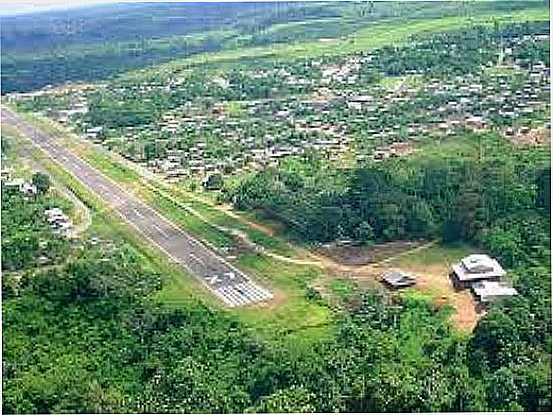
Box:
231 252 332 342
392 242 476 270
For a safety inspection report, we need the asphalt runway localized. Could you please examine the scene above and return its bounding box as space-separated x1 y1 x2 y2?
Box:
2 107 273 307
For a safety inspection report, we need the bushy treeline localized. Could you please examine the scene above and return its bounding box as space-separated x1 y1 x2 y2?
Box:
3 247 550 412
1 37 227 95
1 186 70 271
375 20 550 77
225 133 549 246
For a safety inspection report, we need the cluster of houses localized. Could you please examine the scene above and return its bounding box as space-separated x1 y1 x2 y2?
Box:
450 254 517 304
45 207 74 238
381 253 518 305
333 61 549 141
1 170 74 238
122 56 549 179
6 83 94 127
7 31 549 184
110 108 355 179
1 170 38 197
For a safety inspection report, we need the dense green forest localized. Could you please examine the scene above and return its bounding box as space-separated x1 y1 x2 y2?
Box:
2 167 551 412
225 133 550 251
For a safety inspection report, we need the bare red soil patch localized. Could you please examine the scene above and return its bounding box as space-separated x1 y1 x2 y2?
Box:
316 240 425 266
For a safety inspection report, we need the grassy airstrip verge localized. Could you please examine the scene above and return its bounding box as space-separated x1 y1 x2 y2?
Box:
15 111 298 255
8 109 333 343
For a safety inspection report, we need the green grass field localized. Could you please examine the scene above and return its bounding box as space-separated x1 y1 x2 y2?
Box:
392 242 476 269
123 6 549 81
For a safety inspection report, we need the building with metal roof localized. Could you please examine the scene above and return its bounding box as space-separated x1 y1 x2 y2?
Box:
381 269 417 289
451 254 507 288
471 280 518 303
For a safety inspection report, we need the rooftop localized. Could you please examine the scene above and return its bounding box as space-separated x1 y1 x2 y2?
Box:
382 269 417 288
471 280 518 303
3 178 25 186
462 254 497 273
453 254 506 282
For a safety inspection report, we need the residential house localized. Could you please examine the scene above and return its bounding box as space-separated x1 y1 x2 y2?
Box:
451 254 507 289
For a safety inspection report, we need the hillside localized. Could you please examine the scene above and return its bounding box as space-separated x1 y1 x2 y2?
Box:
1 0 547 92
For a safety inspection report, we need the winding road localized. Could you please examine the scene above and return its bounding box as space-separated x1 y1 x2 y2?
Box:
2 107 273 307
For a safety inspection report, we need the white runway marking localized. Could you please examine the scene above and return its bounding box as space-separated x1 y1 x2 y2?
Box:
206 275 220 285
151 222 169 238
189 253 204 265
133 208 144 219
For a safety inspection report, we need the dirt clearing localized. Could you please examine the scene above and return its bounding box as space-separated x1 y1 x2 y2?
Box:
316 240 426 266
384 243 484 331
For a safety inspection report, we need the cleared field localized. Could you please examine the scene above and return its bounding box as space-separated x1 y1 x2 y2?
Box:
386 243 483 331
124 7 549 81
316 240 427 266
307 240 484 332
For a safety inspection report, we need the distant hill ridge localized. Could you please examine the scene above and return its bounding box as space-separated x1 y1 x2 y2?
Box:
1 1 548 93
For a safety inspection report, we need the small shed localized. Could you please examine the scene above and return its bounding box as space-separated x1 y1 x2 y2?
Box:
382 269 417 289
3 178 25 191
471 280 518 303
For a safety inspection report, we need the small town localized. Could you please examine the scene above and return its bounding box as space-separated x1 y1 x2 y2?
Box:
7 29 550 186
